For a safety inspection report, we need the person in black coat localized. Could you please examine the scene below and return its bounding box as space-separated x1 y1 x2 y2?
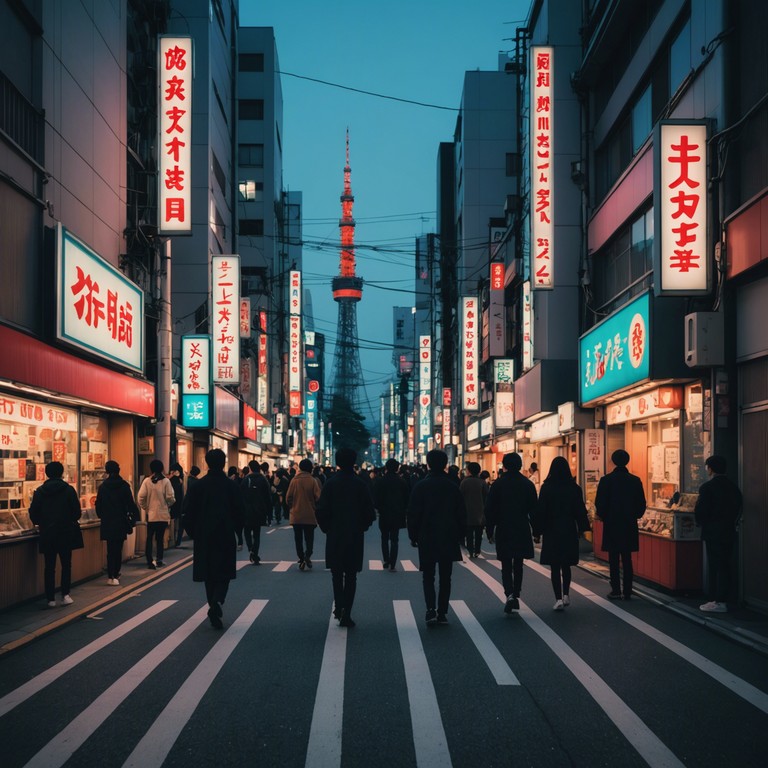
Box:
407 449 467 625
315 448 376 628
169 463 185 547
484 452 537 612
182 449 246 629
694 454 743 613
372 458 410 571
595 449 646 600
241 460 272 564
29 461 83 607
95 460 140 586
533 456 591 610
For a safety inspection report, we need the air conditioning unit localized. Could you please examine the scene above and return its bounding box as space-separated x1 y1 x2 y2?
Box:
685 312 724 367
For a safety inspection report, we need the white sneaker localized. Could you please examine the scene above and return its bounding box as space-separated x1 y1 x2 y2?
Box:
554 599 564 611
60 594 74 606
700 601 727 613
112 578 120 586
47 600 57 608
562 594 570 607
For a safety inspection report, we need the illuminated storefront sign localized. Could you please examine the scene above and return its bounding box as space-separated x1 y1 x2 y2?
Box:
654 121 709 295
461 297 479 411
181 335 210 429
418 335 431 441
289 271 302 415
211 256 240 384
57 225 144 373
522 281 533 370
258 310 268 414
579 292 650 404
158 36 192 234
240 297 251 338
531 46 554 289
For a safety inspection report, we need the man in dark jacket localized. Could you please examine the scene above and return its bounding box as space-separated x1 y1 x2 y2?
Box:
372 458 410 571
29 461 82 607
484 452 537 612
595 449 647 600
242 460 272 565
407 449 466 625
96 460 140 586
316 448 376 628
182 449 245 628
694 455 742 613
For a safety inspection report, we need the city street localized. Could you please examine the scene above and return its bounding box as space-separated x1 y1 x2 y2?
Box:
1 526 766 768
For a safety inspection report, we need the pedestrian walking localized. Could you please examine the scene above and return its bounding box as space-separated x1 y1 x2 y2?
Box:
29 461 83 607
95 460 139 586
168 463 185 547
594 449 646 600
460 462 488 558
181 448 246 629
533 456 591 611
694 455 743 613
484 452 538 612
137 459 176 570
407 449 466 625
372 458 410 571
315 448 376 627
286 458 321 570
241 460 272 564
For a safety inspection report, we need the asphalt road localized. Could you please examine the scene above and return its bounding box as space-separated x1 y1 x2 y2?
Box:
2 525 767 768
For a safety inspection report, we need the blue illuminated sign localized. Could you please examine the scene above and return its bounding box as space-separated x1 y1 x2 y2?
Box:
182 395 210 428
579 292 650 404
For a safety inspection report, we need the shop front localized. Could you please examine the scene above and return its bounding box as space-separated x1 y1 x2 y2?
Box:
579 291 707 592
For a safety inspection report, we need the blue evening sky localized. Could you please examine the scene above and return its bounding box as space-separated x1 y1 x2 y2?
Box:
240 0 529 423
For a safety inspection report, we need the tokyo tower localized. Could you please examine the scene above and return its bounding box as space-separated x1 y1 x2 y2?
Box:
331 130 364 414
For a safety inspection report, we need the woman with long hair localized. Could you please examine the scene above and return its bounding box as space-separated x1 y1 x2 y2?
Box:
533 456 590 610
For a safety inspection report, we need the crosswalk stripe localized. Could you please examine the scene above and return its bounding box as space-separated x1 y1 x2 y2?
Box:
305 610 348 768
400 560 418 572
24 605 210 768
122 600 268 767
462 558 684 768
449 600 519 685
394 600 453 768
273 561 295 572
369 560 384 571
0 600 176 718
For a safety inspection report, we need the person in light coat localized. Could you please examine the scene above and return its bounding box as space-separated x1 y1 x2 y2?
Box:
286 458 322 569
137 459 176 570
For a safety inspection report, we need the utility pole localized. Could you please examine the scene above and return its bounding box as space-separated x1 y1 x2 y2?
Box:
156 238 173 468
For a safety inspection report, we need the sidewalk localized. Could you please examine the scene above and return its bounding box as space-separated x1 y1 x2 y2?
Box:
1 544 767 657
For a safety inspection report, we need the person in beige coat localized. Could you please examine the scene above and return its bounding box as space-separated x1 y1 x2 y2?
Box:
137 459 176 569
286 458 321 570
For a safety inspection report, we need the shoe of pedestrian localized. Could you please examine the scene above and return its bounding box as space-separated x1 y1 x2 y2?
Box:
207 607 223 629
389 564 397 572
562 594 570 607
425 609 437 625
607 591 622 600
60 594 74 606
237 544 243 551
383 561 389 569
305 558 313 569
437 614 448 624
553 599 564 611
700 601 727 613
504 595 515 614
112 578 120 586
333 606 341 620
47 600 57 608
147 561 156 570
156 561 166 567
298 560 306 571
249 551 255 563
339 610 356 628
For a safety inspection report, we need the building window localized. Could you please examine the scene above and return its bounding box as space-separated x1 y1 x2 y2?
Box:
211 150 227 198
239 99 264 120
669 19 691 94
239 53 264 72
631 85 652 153
240 219 264 236
238 180 263 202
505 152 521 177
239 143 264 166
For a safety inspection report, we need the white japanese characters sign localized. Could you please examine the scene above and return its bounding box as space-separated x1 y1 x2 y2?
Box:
211 256 240 384
418 335 431 441
461 297 479 412
181 335 211 394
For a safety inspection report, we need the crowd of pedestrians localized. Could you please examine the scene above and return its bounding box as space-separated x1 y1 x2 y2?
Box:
29 446 741 631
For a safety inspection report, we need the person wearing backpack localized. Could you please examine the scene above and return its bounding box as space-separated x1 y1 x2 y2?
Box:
242 460 272 564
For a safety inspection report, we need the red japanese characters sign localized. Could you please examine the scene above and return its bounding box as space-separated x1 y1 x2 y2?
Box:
211 255 240 384
158 36 192 234
530 46 554 289
462 297 479 412
57 225 144 373
655 121 709 295
490 262 505 291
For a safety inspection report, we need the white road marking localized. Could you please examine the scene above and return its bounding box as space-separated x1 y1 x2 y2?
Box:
122 600 268 767
393 600 452 768
400 560 418 572
462 559 685 768
273 561 295 572
0 601 176 718
369 560 384 571
23 605 210 768
449 600 519 685
304 609 348 768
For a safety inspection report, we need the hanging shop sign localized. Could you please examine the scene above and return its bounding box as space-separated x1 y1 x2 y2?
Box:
56 225 144 373
579 292 650 404
240 297 251 338
522 280 533 370
418 335 431 441
495 391 515 429
158 35 193 235
211 255 240 384
181 334 210 429
654 121 709 296
461 297 479 411
530 46 554 289
243 404 257 441
289 271 302 416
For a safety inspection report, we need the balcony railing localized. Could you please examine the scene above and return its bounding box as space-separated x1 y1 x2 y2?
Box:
0 70 44 164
